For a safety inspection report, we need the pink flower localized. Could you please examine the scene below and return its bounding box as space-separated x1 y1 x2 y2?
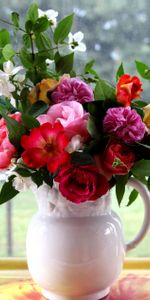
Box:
103 107 145 144
51 77 94 104
37 101 89 141
21 122 70 173
0 141 15 169
0 113 21 170
56 163 109 203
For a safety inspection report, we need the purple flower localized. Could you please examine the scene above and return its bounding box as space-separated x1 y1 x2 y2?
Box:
51 77 94 104
103 107 145 144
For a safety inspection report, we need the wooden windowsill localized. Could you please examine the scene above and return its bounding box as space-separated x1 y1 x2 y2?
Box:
0 258 150 299
0 257 150 271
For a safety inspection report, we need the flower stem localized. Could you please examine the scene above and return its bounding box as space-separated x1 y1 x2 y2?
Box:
0 17 26 33
29 33 35 61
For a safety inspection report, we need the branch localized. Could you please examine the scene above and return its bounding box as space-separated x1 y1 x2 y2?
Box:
0 17 26 33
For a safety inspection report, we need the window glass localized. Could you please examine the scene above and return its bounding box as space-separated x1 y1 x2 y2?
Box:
0 0 150 257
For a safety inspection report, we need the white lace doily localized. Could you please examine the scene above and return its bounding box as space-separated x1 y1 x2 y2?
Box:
32 183 111 217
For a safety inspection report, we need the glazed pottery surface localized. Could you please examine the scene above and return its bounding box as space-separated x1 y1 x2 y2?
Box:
26 179 150 300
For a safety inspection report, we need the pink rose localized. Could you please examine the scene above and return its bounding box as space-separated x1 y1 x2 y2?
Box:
0 129 16 169
0 113 21 170
51 77 94 104
37 101 89 141
55 164 109 203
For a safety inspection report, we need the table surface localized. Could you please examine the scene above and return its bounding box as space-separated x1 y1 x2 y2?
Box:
0 269 150 300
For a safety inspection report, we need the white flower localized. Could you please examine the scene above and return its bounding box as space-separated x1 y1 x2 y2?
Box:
3 60 23 76
14 73 25 83
68 31 86 52
38 8 58 29
0 61 24 99
12 173 36 192
46 58 54 65
66 135 83 153
0 70 15 98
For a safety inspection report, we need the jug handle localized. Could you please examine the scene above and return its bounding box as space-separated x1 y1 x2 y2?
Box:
126 178 150 252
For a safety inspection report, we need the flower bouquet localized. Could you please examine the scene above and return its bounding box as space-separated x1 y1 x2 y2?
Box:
0 3 149 206
0 4 150 299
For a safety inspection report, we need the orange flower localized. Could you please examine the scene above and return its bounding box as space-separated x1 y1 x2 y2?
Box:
28 78 58 105
143 104 150 132
116 74 143 106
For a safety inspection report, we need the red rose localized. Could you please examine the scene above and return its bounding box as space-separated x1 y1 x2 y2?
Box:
56 164 109 203
116 74 143 106
95 142 135 179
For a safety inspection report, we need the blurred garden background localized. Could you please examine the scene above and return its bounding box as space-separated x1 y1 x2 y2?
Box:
0 0 150 257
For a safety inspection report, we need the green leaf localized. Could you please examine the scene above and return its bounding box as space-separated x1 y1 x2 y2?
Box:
94 79 116 100
2 44 15 60
84 60 99 78
23 34 31 48
1 112 26 148
147 177 150 191
71 152 95 165
131 100 149 108
35 32 52 49
22 113 40 129
135 60 150 80
127 189 138 206
34 53 47 66
20 87 30 112
54 14 74 44
26 69 41 85
40 168 54 187
115 175 128 206
116 62 124 81
27 101 49 117
19 48 33 68
84 101 103 115
0 98 17 114
35 32 53 59
55 51 74 74
132 106 144 118
11 12 19 28
87 115 100 139
33 17 49 32
0 29 10 47
26 3 38 23
131 160 150 177
0 176 19 205
31 172 43 187
0 98 7 112
15 167 31 177
84 59 95 73
25 20 34 33
133 174 147 185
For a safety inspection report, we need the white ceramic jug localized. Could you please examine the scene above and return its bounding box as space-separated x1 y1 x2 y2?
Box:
26 178 150 300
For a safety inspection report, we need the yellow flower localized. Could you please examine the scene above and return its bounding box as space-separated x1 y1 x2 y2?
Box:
28 78 58 105
143 104 150 132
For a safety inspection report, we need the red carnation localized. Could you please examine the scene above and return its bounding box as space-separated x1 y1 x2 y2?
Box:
21 122 70 173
